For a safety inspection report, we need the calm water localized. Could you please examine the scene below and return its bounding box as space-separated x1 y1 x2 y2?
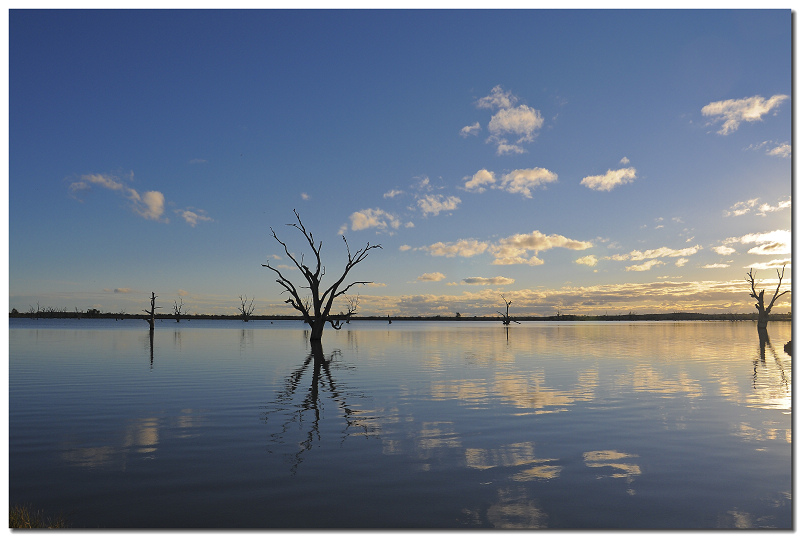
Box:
8 318 792 528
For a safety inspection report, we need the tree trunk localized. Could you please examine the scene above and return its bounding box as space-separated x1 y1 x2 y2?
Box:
757 310 769 330
310 319 325 341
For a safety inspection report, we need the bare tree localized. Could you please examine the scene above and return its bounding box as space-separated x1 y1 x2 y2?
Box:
143 292 160 330
263 210 381 341
238 294 256 322
498 294 520 326
746 266 790 330
173 298 185 323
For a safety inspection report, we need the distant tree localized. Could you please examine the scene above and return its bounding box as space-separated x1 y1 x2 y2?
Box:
10 308 19 317
143 292 160 330
173 298 185 322
746 266 790 330
238 295 255 322
263 210 381 341
498 294 520 326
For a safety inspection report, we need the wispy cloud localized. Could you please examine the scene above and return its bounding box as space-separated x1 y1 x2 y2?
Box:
462 276 515 286
347 208 404 233
712 246 736 255
724 197 791 217
175 208 213 227
702 263 730 269
459 122 481 137
701 94 789 135
463 168 557 198
609 244 702 262
745 140 791 158
469 85 545 155
383 189 404 199
300 192 310 200
581 167 637 192
417 272 446 282
417 194 461 216
419 229 592 267
625 259 665 272
725 229 791 256
69 171 210 226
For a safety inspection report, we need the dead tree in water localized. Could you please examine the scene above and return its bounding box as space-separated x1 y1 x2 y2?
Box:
238 295 256 322
498 294 520 326
263 210 381 341
746 266 790 330
173 298 185 323
143 292 160 330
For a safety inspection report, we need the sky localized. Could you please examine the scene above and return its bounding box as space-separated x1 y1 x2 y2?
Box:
8 9 793 317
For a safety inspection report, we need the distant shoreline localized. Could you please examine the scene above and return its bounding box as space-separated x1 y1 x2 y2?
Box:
9 312 792 323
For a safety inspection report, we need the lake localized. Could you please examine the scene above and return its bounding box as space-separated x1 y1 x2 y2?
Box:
8 318 792 529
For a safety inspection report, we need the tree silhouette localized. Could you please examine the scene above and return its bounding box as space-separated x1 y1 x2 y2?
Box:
263 210 381 341
237 295 255 322
143 292 160 330
498 294 519 326
173 298 185 322
746 266 789 330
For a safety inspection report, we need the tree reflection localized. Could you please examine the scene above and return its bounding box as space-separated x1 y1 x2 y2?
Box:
263 340 379 474
753 329 789 392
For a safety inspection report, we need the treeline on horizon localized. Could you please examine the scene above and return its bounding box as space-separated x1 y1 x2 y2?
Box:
8 308 792 323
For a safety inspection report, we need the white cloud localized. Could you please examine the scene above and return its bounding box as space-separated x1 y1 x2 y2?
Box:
423 239 489 258
724 198 760 217
581 167 637 192
301 192 310 200
702 263 730 269
472 85 544 155
417 272 446 282
713 245 736 255
746 259 791 270
476 85 517 110
701 94 789 135
675 258 689 267
383 189 404 199
113 287 133 293
757 199 791 216
498 168 558 198
68 172 175 223
417 194 461 216
734 229 791 255
462 276 515 286
130 190 166 222
625 260 664 272
725 197 790 217
349 208 403 232
575 255 598 267
610 245 701 261
464 169 495 193
619 157 630 165
399 245 412 252
460 122 481 137
175 208 213 227
464 167 557 198
767 143 791 158
488 105 544 155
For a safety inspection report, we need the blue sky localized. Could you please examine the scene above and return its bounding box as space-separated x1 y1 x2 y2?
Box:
8 9 792 317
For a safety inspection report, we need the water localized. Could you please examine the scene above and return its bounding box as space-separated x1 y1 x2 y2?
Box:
8 318 792 528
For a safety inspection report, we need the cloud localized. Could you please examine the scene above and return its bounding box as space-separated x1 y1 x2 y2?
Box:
702 263 730 269
423 239 489 258
724 197 790 217
713 246 736 255
113 288 133 293
619 157 630 165
745 259 791 270
129 190 166 221
399 245 412 252
462 276 515 286
575 255 598 267
460 122 481 137
724 198 760 217
610 245 701 261
177 289 189 296
420 229 592 267
472 85 544 155
735 229 791 255
301 192 310 200
464 167 557 198
625 260 664 272
68 171 211 225
701 94 789 135
417 272 446 282
349 208 403 232
175 208 213 227
675 258 689 267
767 143 791 158
417 194 461 216
464 169 496 193
581 167 637 191
383 189 404 199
